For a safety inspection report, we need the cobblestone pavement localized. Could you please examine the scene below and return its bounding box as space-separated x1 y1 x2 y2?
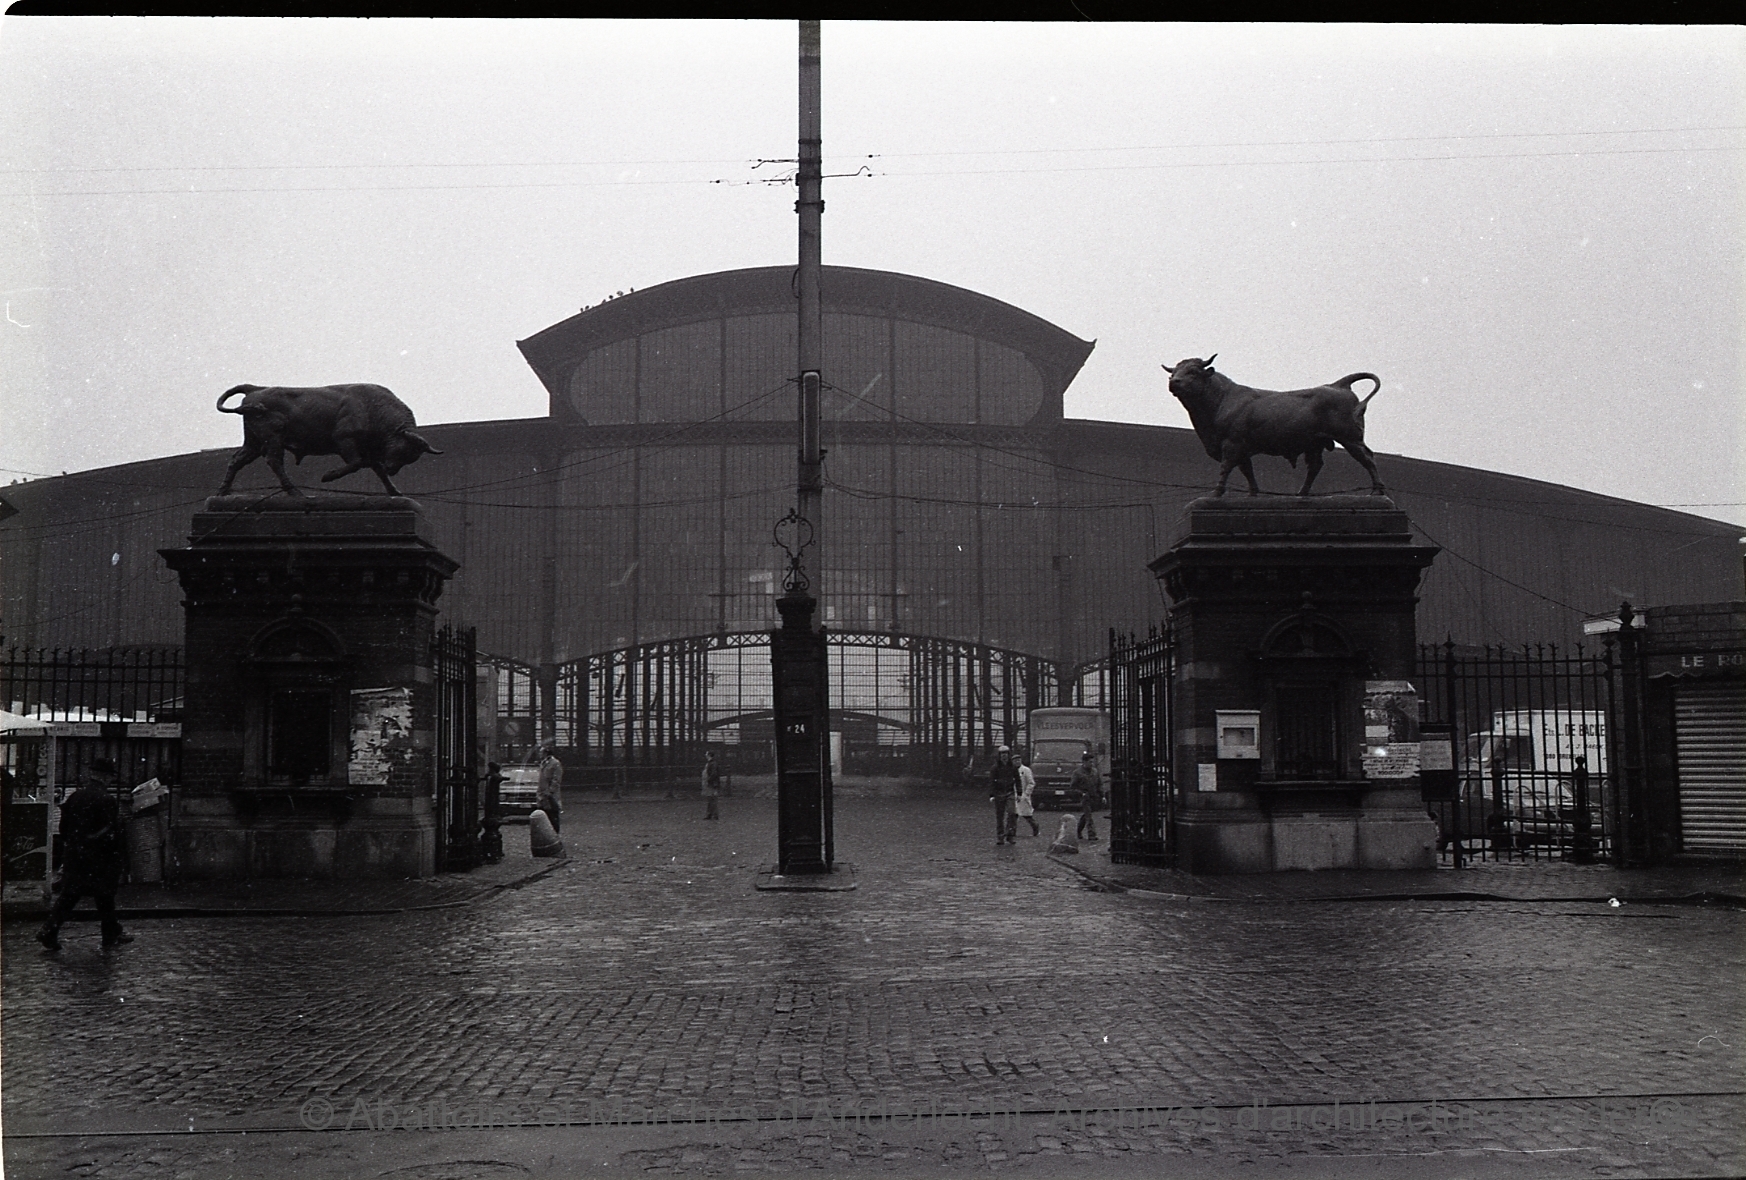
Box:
5 789 1743 1177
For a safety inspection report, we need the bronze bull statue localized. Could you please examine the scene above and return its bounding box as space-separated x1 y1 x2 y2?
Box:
1163 355 1384 497
214 383 442 497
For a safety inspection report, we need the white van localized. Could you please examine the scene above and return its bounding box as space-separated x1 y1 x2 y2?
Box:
1453 710 1608 847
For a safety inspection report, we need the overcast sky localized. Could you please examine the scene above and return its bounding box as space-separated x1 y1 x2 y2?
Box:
1 20 1740 525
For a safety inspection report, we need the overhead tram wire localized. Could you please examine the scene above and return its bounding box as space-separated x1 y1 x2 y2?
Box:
420 482 790 513
815 377 1209 494
0 378 795 515
5 453 1733 517
11 124 1737 175
1408 518 1593 619
825 471 1592 619
819 376 1739 540
863 142 1744 181
811 380 1703 616
18 487 305 631
374 378 797 501
826 478 1156 514
0 496 210 538
8 126 1739 199
6 378 793 544
9 121 1738 178
865 123 1746 159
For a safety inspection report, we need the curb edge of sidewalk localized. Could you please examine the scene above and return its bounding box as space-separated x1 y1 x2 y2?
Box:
1044 855 1746 909
0 857 570 923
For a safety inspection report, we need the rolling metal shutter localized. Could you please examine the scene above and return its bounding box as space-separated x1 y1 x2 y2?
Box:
1676 682 1746 852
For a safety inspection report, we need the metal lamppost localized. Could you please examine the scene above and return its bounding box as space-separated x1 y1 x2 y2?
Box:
772 512 830 873
768 20 833 875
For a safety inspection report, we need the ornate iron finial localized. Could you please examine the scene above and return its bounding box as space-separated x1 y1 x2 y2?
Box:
773 509 814 593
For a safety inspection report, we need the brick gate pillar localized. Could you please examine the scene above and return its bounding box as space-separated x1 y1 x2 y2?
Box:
1150 496 1440 874
160 494 458 880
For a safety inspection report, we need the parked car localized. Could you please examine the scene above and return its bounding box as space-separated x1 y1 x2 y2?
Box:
498 765 542 817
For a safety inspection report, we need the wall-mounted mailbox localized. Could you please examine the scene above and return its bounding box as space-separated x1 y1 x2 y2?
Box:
1216 710 1261 759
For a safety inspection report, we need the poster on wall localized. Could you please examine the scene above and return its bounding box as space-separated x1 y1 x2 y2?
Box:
1361 680 1420 780
349 687 413 786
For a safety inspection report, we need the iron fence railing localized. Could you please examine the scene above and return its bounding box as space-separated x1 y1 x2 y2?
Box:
433 625 479 873
1415 637 1630 865
1108 626 1175 866
0 646 184 796
1 646 186 880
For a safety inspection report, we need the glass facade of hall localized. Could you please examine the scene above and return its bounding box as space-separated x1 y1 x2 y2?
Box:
534 438 1115 660
3 266 1741 669
566 312 1047 427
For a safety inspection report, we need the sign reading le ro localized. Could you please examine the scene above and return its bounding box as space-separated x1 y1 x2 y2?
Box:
1646 649 1746 678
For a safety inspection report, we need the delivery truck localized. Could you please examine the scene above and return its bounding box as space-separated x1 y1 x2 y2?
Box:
1437 709 1609 851
1024 707 1110 810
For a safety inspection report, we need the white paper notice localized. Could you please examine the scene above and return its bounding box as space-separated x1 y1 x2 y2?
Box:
1419 738 1455 773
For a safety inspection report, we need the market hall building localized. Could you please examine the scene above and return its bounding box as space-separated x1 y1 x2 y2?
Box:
2 265 1740 793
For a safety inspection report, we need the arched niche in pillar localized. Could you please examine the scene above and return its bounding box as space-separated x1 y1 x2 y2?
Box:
1253 608 1366 783
242 615 351 790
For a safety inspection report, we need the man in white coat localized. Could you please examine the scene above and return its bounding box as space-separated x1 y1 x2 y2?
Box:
1015 754 1041 837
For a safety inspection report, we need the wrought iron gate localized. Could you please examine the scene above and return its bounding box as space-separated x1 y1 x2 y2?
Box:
484 631 1076 783
1108 626 1176 866
433 625 479 873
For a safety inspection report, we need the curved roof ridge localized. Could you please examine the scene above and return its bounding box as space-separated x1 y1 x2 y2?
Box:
516 264 1095 419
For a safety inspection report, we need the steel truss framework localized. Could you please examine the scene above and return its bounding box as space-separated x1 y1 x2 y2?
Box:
484 631 1108 776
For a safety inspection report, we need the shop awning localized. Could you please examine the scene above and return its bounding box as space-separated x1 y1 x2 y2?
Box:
0 709 50 736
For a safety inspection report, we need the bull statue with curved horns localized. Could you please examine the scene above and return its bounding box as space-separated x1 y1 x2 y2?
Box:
1162 355 1385 497
214 383 442 497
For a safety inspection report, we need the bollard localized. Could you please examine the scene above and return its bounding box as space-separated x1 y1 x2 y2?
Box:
1489 757 1512 858
529 808 564 858
1049 815 1079 855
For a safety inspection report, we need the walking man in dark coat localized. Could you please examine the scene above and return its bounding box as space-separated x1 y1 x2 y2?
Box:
990 745 1020 845
1072 751 1103 842
37 758 131 951
481 762 505 863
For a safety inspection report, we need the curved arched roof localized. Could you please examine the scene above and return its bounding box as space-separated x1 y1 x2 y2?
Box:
516 265 1096 420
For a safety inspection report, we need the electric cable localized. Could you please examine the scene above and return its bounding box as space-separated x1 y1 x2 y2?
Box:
11 122 1737 176
9 123 1741 198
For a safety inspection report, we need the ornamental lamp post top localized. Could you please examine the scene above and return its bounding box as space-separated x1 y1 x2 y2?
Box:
773 508 817 629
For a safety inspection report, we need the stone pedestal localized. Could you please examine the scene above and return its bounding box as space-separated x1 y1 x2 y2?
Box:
159 494 458 880
1150 496 1440 874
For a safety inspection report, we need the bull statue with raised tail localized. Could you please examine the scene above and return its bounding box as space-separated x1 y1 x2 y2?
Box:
214 383 442 497
1162 356 1385 497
